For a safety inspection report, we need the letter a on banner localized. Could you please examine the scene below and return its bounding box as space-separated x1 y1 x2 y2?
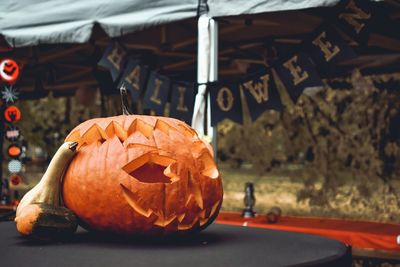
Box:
275 53 323 102
306 24 357 75
209 84 242 125
170 82 195 124
240 69 282 121
143 72 170 115
118 58 149 101
98 42 127 81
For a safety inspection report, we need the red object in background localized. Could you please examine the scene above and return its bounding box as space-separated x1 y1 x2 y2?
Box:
7 144 21 158
10 175 21 186
0 59 20 84
4 105 21 123
216 212 400 252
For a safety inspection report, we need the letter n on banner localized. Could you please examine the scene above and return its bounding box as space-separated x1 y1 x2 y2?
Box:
98 42 127 81
209 84 242 126
306 24 357 76
240 69 282 121
275 53 323 102
118 58 149 101
143 72 170 115
170 82 195 124
335 0 373 43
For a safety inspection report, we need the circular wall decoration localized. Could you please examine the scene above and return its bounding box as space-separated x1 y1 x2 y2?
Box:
10 175 22 186
8 144 22 158
0 59 20 84
4 105 21 123
5 126 20 141
8 159 22 173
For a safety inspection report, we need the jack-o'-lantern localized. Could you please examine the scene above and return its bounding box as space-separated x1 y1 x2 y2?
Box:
62 115 223 235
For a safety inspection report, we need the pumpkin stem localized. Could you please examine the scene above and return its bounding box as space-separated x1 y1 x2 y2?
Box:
120 84 133 115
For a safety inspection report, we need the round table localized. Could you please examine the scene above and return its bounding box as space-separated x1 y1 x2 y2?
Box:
0 222 351 267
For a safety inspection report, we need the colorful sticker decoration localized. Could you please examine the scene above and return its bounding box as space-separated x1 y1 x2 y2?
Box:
7 159 22 173
2 85 19 103
10 175 21 186
7 144 22 158
0 59 20 84
4 105 21 123
5 126 20 141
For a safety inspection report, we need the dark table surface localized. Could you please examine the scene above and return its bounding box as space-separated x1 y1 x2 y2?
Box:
0 221 351 267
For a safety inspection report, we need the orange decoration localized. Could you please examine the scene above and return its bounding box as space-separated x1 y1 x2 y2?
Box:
63 115 223 235
4 105 21 123
8 145 21 158
0 59 20 84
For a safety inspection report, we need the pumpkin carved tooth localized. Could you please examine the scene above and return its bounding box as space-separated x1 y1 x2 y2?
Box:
63 115 223 235
15 142 78 239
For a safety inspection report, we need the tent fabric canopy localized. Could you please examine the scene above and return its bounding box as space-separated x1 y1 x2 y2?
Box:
0 0 341 48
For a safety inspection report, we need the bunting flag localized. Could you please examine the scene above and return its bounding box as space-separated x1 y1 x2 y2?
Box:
143 72 170 115
209 83 242 126
118 58 149 102
334 0 373 43
170 82 196 124
275 52 323 102
305 24 357 76
240 69 282 121
98 42 127 81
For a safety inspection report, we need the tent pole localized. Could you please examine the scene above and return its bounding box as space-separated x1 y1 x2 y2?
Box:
209 18 218 157
192 15 218 157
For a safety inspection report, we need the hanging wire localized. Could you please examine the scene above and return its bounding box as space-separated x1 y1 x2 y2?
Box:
119 83 132 115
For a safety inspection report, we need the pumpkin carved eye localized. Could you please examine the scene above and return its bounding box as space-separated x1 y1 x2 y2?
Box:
122 153 178 184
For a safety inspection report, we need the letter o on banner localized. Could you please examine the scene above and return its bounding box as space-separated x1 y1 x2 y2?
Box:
217 87 234 111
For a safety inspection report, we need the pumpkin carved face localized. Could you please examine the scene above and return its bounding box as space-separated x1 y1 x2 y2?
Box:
62 115 223 235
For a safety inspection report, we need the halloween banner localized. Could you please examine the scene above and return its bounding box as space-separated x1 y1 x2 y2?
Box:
275 52 323 102
210 83 243 126
170 82 196 124
118 58 149 102
305 24 357 76
334 0 373 43
143 71 170 115
240 69 282 121
98 42 127 81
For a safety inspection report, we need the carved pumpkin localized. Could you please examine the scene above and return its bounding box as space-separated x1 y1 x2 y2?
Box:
62 115 223 235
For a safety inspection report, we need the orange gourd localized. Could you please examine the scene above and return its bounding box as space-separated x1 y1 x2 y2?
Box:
62 115 223 235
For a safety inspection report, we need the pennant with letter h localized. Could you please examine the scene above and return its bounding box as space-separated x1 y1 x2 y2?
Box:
209 83 242 126
98 42 127 81
240 69 282 121
170 82 195 124
143 71 170 115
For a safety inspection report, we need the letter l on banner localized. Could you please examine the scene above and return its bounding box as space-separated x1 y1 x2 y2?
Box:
192 15 218 155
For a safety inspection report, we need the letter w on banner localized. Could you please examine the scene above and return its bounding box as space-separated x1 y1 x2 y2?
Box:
209 83 242 126
275 52 323 103
240 69 282 121
143 72 170 115
170 82 196 125
305 24 357 76
98 42 127 81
